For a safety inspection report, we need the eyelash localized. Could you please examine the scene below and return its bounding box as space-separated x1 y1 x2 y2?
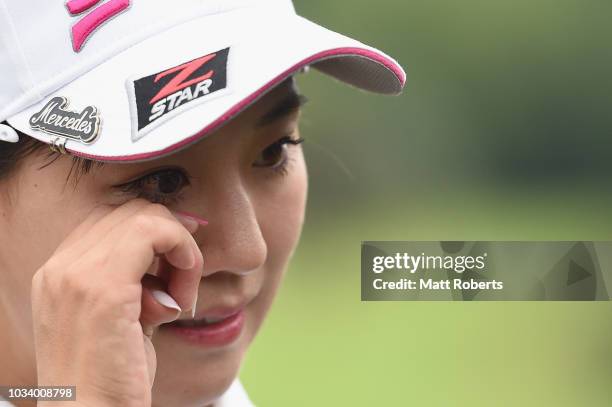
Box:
258 135 305 177
114 167 193 206
114 136 305 204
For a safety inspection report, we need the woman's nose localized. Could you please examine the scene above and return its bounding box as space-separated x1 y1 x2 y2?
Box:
194 183 267 277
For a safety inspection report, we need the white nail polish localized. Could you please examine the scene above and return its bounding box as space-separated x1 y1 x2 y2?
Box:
191 291 200 319
152 290 181 312
0 124 19 143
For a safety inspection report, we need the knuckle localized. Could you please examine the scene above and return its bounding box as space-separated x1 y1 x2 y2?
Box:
59 267 103 302
131 213 156 234
31 257 91 304
34 257 62 293
61 268 90 295
146 202 171 217
41 255 63 275
46 254 110 299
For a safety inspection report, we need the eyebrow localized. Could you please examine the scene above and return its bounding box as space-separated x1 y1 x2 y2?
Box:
256 90 309 127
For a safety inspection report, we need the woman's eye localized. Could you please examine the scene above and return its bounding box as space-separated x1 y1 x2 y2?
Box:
115 168 191 204
253 136 304 170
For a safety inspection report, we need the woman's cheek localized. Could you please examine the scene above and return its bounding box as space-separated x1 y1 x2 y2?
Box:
249 151 307 316
260 150 307 270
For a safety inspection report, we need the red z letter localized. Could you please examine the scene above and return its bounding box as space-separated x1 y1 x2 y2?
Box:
149 54 217 105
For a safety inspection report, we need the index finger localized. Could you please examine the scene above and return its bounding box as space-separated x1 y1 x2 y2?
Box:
104 213 203 312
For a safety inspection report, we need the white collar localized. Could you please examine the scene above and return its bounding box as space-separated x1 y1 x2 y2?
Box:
214 379 256 407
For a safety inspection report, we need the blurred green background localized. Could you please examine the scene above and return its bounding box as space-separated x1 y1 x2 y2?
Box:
240 0 612 405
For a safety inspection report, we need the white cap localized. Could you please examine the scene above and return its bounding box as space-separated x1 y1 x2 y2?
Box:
1 0 405 163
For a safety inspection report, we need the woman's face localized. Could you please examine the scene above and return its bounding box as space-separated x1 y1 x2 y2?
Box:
0 80 308 406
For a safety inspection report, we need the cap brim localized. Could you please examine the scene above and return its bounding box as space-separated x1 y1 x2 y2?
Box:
7 7 405 163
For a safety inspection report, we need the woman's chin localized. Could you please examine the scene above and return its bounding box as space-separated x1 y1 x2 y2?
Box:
151 331 247 407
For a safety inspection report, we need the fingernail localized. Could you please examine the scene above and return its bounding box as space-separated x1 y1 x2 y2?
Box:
151 290 182 312
0 124 19 143
184 249 197 270
172 212 199 233
191 292 199 319
173 211 208 231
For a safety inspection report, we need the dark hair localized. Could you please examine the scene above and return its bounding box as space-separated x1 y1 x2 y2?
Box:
0 121 104 187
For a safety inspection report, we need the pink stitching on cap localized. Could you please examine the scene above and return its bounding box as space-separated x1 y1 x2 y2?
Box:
66 0 102 15
67 47 406 161
71 0 130 52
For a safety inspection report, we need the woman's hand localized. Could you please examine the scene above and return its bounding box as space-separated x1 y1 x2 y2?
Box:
31 199 203 407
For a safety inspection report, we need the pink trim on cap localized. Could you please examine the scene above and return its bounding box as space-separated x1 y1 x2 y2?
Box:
71 0 130 52
66 0 102 15
67 47 406 161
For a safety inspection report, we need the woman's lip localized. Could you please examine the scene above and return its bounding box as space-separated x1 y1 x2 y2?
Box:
193 305 248 320
165 310 244 347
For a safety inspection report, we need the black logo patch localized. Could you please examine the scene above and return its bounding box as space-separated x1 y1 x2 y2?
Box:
130 48 230 137
29 96 101 144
